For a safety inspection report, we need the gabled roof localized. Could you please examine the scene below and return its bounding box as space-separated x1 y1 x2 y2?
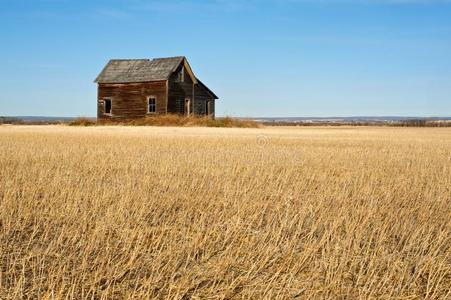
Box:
95 56 195 84
197 78 219 99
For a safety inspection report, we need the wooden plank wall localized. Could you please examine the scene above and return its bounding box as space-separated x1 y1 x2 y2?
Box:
97 63 216 119
167 65 195 115
193 84 212 116
167 64 216 117
97 81 167 119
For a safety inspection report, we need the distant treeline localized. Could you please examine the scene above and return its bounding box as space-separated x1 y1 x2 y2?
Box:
263 120 451 127
2 116 450 127
0 116 261 128
0 117 22 124
0 117 62 125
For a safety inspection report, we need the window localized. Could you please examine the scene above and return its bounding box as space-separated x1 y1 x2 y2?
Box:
178 67 184 82
148 97 156 113
185 98 191 116
104 99 112 114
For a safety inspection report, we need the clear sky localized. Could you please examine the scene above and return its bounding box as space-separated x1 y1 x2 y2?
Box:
1 0 450 117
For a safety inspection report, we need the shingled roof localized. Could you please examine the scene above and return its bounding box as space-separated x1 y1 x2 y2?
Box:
94 56 186 84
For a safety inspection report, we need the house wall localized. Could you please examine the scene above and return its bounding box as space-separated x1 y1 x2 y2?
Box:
167 65 194 115
97 64 216 119
193 84 215 117
167 65 215 117
97 81 167 119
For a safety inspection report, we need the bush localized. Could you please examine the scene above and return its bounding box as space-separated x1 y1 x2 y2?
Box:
91 115 261 128
69 117 96 126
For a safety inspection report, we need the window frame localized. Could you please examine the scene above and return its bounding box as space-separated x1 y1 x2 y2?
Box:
147 96 157 114
178 66 184 82
185 98 191 116
103 98 112 115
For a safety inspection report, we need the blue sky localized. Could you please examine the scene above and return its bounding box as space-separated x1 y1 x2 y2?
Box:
0 0 450 117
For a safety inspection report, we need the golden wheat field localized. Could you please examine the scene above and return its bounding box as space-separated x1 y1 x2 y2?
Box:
0 125 450 299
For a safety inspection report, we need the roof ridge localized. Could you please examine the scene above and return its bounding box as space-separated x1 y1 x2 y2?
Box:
108 57 184 62
151 56 185 60
109 59 150 61
95 56 186 83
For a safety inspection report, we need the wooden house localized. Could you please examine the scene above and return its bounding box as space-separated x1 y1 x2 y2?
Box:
94 56 218 120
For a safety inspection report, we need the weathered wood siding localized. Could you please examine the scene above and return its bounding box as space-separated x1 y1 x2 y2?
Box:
97 81 167 119
97 62 216 119
167 64 215 117
167 65 195 115
193 84 215 117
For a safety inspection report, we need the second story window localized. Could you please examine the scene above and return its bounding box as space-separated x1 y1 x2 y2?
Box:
148 97 156 113
178 66 184 82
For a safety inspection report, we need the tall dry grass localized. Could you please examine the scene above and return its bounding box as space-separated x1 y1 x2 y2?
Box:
69 115 260 128
0 126 450 299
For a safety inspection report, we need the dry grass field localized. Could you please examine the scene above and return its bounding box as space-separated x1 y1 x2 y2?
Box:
0 125 450 299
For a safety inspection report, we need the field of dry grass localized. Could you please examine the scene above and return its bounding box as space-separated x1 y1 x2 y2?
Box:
69 115 260 128
0 125 450 299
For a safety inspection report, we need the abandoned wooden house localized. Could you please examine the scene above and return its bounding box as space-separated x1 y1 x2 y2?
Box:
94 56 218 120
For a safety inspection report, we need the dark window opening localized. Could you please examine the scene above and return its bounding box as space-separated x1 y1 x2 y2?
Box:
104 99 112 114
178 67 184 82
148 97 156 113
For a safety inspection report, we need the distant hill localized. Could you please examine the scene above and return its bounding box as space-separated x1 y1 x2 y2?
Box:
0 116 95 124
13 116 95 122
1 115 450 126
249 116 451 123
